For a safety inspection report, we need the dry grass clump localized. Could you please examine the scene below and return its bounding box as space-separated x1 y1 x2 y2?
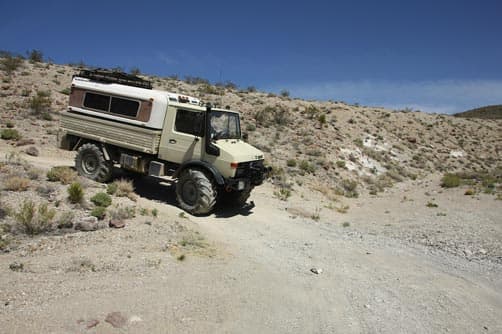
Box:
110 179 137 201
47 166 77 184
4 176 30 191
14 200 56 235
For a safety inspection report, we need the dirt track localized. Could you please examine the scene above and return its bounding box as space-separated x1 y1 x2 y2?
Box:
0 151 501 333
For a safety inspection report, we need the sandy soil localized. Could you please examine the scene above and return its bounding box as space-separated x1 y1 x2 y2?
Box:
0 150 501 333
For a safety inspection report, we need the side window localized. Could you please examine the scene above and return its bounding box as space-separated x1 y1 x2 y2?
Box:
110 97 139 118
83 92 110 111
174 109 203 136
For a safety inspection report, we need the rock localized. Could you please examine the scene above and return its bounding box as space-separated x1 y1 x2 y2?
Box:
74 216 99 231
310 267 323 275
15 138 35 147
129 315 143 324
9 262 23 272
105 312 127 328
478 249 487 255
85 319 99 329
407 137 417 144
24 146 39 156
463 249 473 257
109 219 125 229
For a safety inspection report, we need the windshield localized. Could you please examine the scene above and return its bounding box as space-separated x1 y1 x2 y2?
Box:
210 110 241 140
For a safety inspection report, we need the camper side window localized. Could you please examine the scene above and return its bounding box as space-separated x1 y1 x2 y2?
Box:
174 109 203 136
83 92 140 118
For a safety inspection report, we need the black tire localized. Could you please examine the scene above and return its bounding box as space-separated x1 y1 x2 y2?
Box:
75 143 113 182
176 169 217 215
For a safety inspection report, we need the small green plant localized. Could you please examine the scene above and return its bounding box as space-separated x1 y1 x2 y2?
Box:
464 189 475 196
336 160 346 168
342 222 350 227
426 201 438 208
90 206 107 220
106 182 118 195
1 128 21 140
311 207 321 221
245 123 256 131
318 114 326 125
90 192 112 207
151 208 158 217
441 173 461 188
5 120 15 128
274 187 291 201
67 182 84 203
280 89 290 97
287 159 297 167
59 87 71 95
341 179 358 198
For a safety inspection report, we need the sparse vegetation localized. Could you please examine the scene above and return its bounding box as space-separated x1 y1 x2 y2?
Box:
67 182 84 203
46 166 77 184
4 176 30 191
90 206 107 220
29 90 51 114
274 187 292 201
15 200 56 235
1 129 21 140
111 179 136 200
441 174 461 188
90 192 112 207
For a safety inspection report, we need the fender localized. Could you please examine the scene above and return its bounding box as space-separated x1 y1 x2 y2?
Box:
173 160 225 186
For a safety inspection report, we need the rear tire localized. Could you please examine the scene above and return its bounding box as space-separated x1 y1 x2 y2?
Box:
176 169 217 215
75 143 113 183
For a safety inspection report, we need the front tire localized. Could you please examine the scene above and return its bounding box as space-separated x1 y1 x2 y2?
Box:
75 143 113 182
176 169 217 215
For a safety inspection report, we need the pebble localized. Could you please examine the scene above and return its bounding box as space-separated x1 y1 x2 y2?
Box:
109 219 126 229
310 267 323 274
74 216 99 231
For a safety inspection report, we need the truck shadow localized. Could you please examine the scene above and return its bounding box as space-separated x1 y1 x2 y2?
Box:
111 170 254 218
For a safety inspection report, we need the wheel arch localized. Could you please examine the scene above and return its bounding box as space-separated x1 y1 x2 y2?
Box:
173 160 225 186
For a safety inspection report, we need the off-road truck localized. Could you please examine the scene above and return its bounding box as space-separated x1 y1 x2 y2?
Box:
58 69 269 215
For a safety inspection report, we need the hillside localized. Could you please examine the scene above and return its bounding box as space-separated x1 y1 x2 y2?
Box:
454 104 502 119
0 58 501 200
1 57 502 333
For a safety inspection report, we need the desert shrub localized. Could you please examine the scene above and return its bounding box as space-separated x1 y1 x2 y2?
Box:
106 182 118 195
59 88 71 95
112 179 136 200
1 128 21 140
353 138 363 148
29 90 51 114
5 120 15 128
67 182 84 203
90 206 107 220
280 90 290 97
441 173 461 188
274 187 291 201
341 179 358 198
27 49 43 63
246 86 257 93
15 200 56 235
4 176 30 191
130 67 141 75
46 166 77 184
336 160 346 168
299 160 315 174
109 205 135 220
90 192 112 207
0 55 23 75
318 114 326 125
245 123 256 131
287 159 297 167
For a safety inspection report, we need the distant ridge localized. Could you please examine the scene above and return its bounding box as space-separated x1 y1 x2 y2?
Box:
454 105 502 119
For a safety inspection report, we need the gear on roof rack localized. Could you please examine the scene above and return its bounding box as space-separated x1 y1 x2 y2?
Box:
76 68 153 89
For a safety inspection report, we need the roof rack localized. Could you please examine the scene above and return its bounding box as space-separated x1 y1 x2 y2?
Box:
76 68 153 89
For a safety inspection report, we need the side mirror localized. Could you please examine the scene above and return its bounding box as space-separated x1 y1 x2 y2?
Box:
242 132 249 141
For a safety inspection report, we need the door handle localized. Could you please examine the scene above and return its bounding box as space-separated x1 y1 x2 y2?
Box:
169 139 177 144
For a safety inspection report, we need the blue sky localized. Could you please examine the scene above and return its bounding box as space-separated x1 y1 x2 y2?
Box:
1 0 501 113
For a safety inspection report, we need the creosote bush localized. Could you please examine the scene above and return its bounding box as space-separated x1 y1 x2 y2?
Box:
91 206 107 220
112 179 136 201
4 176 30 191
67 182 84 203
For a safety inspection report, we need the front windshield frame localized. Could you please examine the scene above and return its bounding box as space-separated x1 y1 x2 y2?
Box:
209 110 241 140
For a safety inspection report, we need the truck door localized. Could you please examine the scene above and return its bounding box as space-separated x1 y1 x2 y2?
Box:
160 107 204 164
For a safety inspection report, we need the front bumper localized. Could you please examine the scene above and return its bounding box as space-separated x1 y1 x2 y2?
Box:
225 160 272 191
